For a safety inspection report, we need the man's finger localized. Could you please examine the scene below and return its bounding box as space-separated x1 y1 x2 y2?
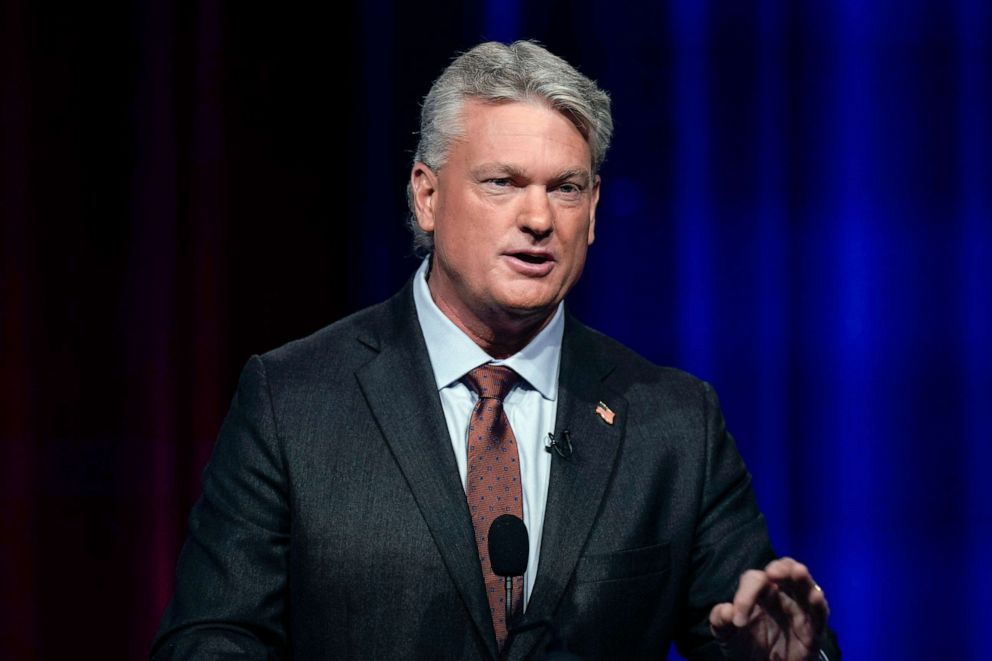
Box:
766 557 817 613
766 557 832 641
781 581 830 645
731 569 773 627
708 602 737 638
807 581 830 636
765 557 810 583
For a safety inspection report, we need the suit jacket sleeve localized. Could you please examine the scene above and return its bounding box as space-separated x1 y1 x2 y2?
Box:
673 382 840 660
666 380 774 659
151 355 290 660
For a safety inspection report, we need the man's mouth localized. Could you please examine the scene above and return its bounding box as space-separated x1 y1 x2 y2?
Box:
504 251 556 276
508 251 552 264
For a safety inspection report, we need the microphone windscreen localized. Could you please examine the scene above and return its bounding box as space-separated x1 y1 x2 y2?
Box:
488 514 529 577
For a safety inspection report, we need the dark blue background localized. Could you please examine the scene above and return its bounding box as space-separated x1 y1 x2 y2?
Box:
1 2 989 659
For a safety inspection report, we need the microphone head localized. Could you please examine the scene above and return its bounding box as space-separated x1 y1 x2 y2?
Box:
488 514 529 577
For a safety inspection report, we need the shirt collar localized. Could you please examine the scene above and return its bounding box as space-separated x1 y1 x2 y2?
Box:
412 257 562 401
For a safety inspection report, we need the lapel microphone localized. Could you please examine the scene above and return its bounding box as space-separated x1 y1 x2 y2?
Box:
545 430 573 459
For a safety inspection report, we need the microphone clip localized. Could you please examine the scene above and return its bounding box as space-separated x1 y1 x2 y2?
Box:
545 430 573 459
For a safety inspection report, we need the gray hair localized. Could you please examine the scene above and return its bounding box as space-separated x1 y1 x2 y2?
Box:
406 40 613 256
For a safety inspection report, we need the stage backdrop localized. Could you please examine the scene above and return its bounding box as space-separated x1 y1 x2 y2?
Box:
1 1 989 659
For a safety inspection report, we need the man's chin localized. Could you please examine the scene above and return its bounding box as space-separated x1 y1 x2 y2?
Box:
496 297 560 323
495 281 564 309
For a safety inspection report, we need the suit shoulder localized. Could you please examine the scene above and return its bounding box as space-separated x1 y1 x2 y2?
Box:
250 296 396 388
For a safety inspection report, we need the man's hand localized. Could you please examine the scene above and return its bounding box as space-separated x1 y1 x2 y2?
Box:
709 557 830 661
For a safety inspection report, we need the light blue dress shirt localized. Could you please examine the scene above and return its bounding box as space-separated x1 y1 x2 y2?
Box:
411 258 562 608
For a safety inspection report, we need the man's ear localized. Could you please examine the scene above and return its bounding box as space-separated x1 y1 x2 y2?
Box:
587 174 601 246
410 163 439 232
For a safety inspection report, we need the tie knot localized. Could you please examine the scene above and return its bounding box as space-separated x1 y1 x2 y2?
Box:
463 364 519 401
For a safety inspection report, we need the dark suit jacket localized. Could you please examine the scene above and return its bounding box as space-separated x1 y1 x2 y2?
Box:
152 278 833 660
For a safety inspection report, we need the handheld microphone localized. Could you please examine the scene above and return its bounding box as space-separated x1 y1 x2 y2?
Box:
488 514 529 630
545 430 573 458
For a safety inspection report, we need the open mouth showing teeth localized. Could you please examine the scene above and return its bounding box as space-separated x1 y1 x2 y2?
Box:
512 253 549 264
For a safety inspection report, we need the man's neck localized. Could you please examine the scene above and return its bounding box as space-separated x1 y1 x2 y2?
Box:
430 293 552 359
424 261 554 359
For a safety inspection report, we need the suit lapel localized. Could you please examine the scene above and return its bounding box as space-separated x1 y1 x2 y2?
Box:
354 283 499 659
508 315 628 661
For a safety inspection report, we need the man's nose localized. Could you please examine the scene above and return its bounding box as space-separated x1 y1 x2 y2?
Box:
517 185 553 238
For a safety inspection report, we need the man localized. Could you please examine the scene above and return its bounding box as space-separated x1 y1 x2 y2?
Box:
152 41 838 660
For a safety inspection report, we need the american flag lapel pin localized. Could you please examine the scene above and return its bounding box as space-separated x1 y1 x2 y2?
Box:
595 401 615 425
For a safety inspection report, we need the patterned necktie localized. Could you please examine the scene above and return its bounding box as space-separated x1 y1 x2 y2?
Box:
463 364 524 650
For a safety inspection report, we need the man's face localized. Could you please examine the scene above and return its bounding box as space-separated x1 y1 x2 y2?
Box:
411 99 600 335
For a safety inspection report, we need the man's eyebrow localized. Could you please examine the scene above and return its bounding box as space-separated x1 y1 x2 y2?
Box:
471 163 592 186
471 163 527 179
554 168 593 187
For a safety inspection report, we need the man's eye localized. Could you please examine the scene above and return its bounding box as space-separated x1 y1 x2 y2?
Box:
557 183 583 195
487 178 512 187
